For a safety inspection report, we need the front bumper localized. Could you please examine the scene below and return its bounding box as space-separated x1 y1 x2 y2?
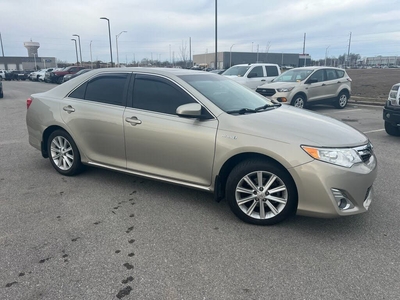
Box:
290 154 377 218
383 106 400 126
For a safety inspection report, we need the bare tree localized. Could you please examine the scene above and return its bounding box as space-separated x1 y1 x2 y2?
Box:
179 40 188 68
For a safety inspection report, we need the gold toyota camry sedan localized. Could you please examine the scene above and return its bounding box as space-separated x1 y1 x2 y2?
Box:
26 68 377 225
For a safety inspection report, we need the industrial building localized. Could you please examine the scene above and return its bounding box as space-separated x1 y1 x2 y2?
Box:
0 40 56 71
193 52 311 69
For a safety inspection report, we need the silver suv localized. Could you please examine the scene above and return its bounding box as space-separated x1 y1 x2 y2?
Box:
256 67 352 109
26 68 376 225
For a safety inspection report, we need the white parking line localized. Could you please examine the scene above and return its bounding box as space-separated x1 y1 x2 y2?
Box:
341 109 363 113
363 129 385 134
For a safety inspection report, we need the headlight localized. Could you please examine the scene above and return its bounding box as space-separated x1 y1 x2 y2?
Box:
276 87 294 92
301 146 362 168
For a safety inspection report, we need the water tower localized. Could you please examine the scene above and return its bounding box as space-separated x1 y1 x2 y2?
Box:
24 40 40 57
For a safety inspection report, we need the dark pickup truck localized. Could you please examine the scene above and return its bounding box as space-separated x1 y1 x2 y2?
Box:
383 83 400 136
4 70 30 81
47 66 86 84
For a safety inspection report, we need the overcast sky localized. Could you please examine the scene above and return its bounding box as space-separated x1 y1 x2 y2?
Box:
1 0 399 64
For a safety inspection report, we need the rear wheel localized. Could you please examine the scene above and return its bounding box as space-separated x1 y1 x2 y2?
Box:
291 94 306 108
47 130 83 176
335 91 348 109
226 159 297 225
384 121 400 136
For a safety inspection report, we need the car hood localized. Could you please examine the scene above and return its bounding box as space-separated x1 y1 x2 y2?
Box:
219 105 368 147
258 81 300 89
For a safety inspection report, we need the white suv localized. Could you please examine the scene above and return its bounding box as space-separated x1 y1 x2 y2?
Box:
222 63 281 90
256 67 352 109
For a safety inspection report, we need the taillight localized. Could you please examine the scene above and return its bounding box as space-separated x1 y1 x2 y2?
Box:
27 97 32 109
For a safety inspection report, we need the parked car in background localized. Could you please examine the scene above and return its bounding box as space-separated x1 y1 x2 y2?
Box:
62 69 92 83
0 70 7 80
383 83 400 136
47 66 86 84
6 70 29 81
209 69 225 74
222 63 281 89
256 67 352 109
0 80 3 98
30 68 57 82
26 68 377 225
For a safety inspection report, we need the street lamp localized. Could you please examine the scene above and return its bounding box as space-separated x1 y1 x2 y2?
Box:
325 45 330 66
72 34 82 66
71 39 79 65
33 53 37 70
90 40 93 69
116 30 127 67
229 44 235 67
100 17 113 67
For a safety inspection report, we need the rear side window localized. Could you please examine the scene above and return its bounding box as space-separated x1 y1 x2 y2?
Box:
336 70 345 78
326 69 338 80
266 66 279 77
132 75 195 115
69 73 129 106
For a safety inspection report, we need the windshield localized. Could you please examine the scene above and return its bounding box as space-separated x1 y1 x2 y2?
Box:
179 74 273 113
222 66 250 76
274 69 314 82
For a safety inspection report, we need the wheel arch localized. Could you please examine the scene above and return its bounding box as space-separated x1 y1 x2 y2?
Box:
41 125 77 158
214 152 298 207
290 92 307 105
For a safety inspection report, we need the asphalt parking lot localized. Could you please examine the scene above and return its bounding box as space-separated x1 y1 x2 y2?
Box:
1 80 399 300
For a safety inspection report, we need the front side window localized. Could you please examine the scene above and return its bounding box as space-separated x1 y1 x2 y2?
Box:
69 73 129 106
132 75 195 115
248 66 263 78
309 70 325 82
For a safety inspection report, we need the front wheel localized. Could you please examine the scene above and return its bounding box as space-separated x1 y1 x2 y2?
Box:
57 77 64 84
384 121 400 136
226 159 297 225
291 94 306 108
47 130 83 176
335 91 348 109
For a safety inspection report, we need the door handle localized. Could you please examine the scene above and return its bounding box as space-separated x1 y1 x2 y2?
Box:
125 116 142 126
321 83 326 86
261 79 266 81
63 105 75 113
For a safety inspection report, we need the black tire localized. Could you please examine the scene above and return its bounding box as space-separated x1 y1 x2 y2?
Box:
291 94 306 108
384 121 400 136
47 130 83 176
335 91 348 109
57 77 64 84
226 159 297 225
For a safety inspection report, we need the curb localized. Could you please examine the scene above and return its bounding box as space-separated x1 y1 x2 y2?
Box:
349 96 385 106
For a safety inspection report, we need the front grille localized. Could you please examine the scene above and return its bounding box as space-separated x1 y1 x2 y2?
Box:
354 143 373 163
256 88 276 97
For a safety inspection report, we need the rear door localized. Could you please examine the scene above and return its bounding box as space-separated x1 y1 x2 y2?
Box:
61 72 130 168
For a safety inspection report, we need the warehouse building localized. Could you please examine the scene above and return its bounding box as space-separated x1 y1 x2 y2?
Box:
193 52 311 69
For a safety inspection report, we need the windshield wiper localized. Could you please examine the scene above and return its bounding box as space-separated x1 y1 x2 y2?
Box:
255 102 281 111
226 108 257 115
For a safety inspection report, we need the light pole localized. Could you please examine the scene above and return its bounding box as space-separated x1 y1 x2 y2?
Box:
72 34 82 66
116 31 127 67
71 39 79 65
100 17 113 67
229 44 235 67
33 53 37 70
90 40 93 69
325 45 330 66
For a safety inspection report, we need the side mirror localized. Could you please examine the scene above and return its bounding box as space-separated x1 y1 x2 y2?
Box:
176 103 210 119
